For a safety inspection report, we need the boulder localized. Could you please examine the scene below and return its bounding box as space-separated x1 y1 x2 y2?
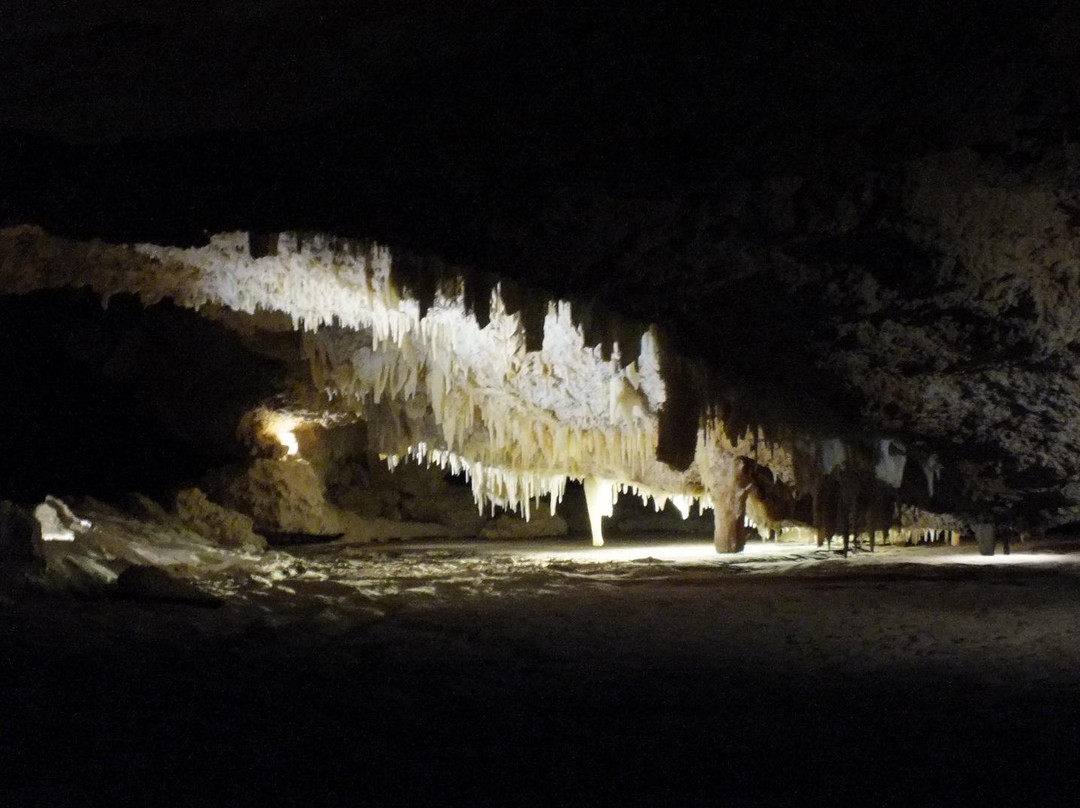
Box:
51 554 119 597
215 459 343 535
43 495 92 531
33 501 75 543
175 488 267 552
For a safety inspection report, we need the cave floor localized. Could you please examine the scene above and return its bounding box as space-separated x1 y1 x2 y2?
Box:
4 537 1080 806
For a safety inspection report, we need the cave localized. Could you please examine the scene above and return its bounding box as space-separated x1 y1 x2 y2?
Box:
3 3 1080 805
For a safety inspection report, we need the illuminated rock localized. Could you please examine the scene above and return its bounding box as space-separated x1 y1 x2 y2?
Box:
874 440 907 489
703 453 750 554
174 488 267 553
214 459 343 536
0 225 920 552
34 501 75 543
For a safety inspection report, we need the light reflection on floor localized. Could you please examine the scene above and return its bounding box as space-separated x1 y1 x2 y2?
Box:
206 535 1080 611
881 549 1076 565
372 536 1080 569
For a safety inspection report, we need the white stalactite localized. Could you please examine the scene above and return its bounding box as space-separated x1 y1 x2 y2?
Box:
0 226 802 534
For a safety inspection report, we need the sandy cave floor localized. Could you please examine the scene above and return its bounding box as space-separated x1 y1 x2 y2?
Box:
4 536 1080 805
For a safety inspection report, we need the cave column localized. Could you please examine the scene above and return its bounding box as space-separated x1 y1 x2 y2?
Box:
973 523 996 556
706 452 750 554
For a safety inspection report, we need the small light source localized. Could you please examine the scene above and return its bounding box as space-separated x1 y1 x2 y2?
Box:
259 412 303 458
275 425 300 457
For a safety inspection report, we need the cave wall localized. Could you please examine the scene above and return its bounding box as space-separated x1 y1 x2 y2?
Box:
0 2 1078 529
0 290 286 499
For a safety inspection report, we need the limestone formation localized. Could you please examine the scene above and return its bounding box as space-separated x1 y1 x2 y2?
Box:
0 227 963 551
213 459 343 536
1 3 1078 557
174 488 267 553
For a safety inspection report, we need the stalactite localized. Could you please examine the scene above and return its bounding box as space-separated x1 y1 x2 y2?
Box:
0 225 940 548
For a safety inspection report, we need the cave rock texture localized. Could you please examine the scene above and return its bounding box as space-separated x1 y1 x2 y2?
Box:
1 1 1079 543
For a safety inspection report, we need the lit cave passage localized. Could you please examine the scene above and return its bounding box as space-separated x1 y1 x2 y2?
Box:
0 264 1073 795
0 225 965 573
6 225 1078 808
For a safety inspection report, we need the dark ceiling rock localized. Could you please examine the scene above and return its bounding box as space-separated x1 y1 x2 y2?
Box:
1 1 1079 524
0 290 290 500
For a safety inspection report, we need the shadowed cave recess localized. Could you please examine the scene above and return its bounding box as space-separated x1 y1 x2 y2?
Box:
3 2 1080 805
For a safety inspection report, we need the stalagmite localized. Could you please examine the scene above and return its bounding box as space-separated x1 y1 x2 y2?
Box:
584 477 617 547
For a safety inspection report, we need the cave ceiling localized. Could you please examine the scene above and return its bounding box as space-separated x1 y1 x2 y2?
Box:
2 1 1080 526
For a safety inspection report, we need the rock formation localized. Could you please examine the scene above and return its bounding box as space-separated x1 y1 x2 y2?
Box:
0 3 1077 553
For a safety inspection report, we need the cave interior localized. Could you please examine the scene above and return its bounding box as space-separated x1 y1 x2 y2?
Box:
2 2 1080 805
